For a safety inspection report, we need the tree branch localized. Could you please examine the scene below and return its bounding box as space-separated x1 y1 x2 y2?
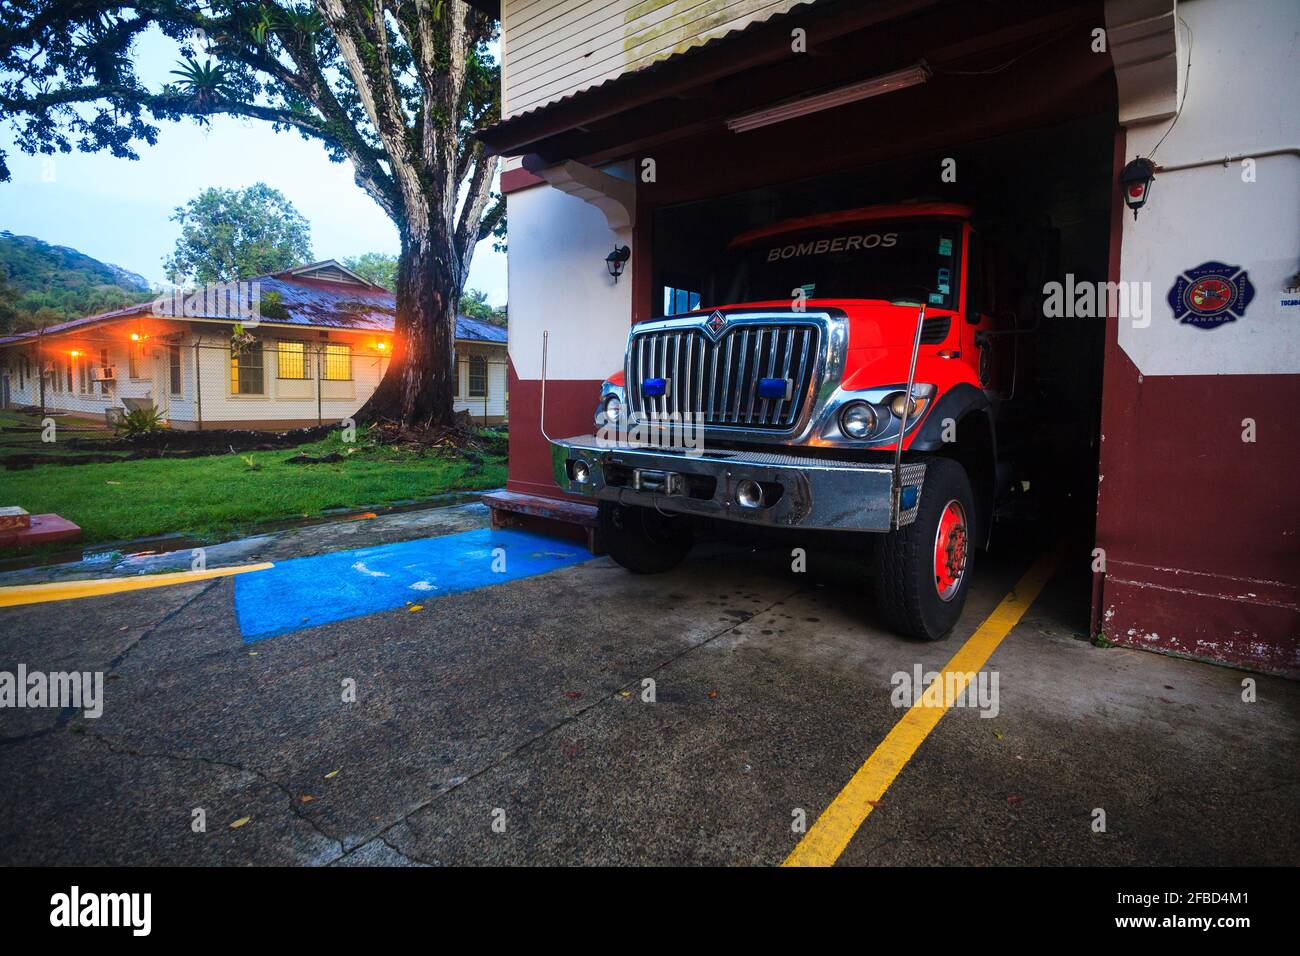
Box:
454 146 497 289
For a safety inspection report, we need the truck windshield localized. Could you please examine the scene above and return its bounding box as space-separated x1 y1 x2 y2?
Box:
720 221 961 309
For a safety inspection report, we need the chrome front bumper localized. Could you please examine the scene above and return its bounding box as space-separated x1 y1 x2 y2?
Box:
551 435 926 532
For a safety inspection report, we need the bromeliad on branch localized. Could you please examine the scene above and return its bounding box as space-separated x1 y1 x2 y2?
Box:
0 0 506 428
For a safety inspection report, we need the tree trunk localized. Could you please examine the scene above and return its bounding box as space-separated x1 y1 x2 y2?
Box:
354 223 460 427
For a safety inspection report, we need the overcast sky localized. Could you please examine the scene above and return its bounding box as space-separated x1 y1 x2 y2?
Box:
0 28 507 305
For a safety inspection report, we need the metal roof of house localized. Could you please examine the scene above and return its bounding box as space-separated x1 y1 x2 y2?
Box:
0 260 507 346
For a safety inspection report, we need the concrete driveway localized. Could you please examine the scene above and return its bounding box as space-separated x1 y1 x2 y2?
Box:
1 506 1296 865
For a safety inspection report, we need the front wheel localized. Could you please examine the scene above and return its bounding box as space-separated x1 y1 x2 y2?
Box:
599 501 693 574
874 457 975 640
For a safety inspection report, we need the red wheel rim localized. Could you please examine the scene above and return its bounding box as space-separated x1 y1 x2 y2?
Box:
933 499 968 602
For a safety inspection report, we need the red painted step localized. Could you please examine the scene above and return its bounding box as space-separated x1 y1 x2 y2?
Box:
0 513 82 549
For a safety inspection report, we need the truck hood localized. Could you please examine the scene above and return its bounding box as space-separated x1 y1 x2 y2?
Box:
641 299 954 349
611 300 963 387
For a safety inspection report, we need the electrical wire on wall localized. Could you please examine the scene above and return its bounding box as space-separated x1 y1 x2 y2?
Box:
1147 17 1193 163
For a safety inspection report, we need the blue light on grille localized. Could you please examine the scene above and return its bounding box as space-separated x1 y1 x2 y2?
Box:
900 486 919 510
757 377 789 400
643 377 667 397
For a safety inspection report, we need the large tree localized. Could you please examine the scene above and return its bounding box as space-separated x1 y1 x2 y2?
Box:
165 183 313 283
0 0 505 427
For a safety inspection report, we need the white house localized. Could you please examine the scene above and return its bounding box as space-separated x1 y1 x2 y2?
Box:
0 260 508 428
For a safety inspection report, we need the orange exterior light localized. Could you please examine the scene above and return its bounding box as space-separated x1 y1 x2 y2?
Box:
70 349 81 358
130 332 141 341
376 341 387 351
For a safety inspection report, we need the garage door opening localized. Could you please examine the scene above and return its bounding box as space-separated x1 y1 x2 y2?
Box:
646 112 1114 565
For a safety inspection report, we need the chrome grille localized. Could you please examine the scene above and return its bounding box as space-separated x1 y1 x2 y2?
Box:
627 323 820 429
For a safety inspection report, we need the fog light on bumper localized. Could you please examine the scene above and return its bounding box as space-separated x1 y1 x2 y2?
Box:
736 478 763 509
572 459 592 484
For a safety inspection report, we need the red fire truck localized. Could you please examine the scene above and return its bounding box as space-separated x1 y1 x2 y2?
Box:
550 202 1028 641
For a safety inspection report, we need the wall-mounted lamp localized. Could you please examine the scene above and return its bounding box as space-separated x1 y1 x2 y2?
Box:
1119 157 1156 220
605 245 631 282
70 349 81 358
376 340 387 351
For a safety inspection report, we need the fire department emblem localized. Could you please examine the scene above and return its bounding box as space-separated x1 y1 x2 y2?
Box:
704 310 728 338
1167 261 1254 329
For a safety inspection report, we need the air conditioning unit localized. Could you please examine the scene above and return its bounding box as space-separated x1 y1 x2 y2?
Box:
90 366 117 382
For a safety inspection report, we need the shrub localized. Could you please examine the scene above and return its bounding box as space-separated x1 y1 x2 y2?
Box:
116 405 163 438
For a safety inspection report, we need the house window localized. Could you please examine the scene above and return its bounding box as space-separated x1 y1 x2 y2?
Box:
322 343 351 381
468 354 488 397
168 345 182 395
128 343 140 379
99 348 109 395
662 286 701 316
277 340 307 379
230 340 264 395
65 359 72 393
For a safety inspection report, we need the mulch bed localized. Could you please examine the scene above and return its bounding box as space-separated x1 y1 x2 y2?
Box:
3 418 507 469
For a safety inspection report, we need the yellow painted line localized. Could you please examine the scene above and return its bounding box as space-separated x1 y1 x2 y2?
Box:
0 563 274 608
783 545 1064 867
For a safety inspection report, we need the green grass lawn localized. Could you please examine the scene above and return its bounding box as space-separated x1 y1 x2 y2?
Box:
1 420 506 547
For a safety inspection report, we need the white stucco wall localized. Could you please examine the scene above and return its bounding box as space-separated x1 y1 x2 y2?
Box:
1117 0 1300 376
507 179 634 382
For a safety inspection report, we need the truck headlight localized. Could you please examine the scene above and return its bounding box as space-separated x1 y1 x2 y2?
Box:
888 394 917 419
603 394 622 424
840 401 878 439
888 384 935 421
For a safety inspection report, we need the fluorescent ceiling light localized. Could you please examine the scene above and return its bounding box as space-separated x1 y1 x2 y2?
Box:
726 61 932 133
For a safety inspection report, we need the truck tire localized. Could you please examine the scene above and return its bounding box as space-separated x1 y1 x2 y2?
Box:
874 457 975 641
599 500 693 574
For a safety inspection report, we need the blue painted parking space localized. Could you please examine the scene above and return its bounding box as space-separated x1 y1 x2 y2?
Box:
233 528 591 642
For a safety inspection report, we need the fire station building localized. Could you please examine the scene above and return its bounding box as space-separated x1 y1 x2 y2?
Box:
475 0 1298 674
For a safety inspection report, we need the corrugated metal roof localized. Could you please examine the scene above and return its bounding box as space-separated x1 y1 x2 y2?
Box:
455 316 508 343
0 261 508 346
477 0 824 151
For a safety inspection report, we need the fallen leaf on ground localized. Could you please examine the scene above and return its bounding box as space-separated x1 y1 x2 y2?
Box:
229 816 251 829
564 690 582 700
993 729 1005 740
708 690 718 699
1007 795 1023 805
408 604 424 613
324 769 340 780
299 795 315 804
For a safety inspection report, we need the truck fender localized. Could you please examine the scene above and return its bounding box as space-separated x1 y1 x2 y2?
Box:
910 383 997 548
